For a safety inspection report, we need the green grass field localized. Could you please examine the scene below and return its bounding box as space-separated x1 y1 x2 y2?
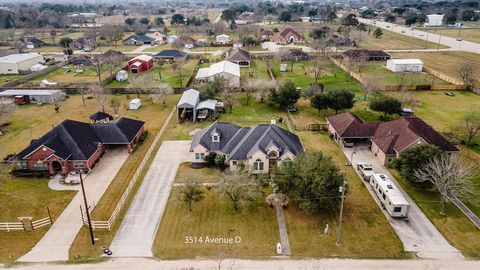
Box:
357 29 449 50
25 64 117 86
270 59 363 91
107 60 197 88
423 27 480 44
358 62 449 85
0 74 22 85
240 60 271 83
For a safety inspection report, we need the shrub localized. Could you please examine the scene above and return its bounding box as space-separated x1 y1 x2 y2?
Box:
214 154 226 169
10 169 51 178
138 131 149 144
204 152 217 166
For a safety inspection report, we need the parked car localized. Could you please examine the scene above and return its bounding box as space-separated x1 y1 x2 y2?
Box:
357 163 374 181
343 139 354 148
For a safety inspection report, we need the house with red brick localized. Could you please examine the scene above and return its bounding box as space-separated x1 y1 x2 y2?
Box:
12 117 145 175
128 54 153 73
272 28 304 44
326 112 458 165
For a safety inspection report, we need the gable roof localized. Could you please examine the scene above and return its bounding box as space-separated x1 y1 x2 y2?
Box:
131 54 153 62
0 53 42 63
226 48 251 62
15 117 144 161
154 50 187 58
123 35 155 43
326 112 377 138
208 61 240 77
177 89 200 108
191 122 304 160
261 29 274 36
176 36 196 44
275 28 303 40
89 111 113 121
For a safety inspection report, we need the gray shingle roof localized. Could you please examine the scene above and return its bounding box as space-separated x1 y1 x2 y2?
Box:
191 122 304 160
226 48 250 62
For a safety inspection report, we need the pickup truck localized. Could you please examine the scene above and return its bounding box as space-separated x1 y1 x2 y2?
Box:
357 162 374 181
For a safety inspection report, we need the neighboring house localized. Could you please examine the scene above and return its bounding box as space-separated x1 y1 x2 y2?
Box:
94 50 126 63
260 29 274 41
146 30 166 44
300 16 311 22
0 89 64 104
326 112 458 165
216 34 230 45
195 60 241 87
153 50 187 62
89 111 113 123
70 55 92 65
175 36 196 49
0 53 44 74
281 49 309 61
343 50 391 62
70 37 96 50
190 122 304 173
123 34 156 45
12 118 144 175
386 59 424 73
128 54 153 73
326 36 356 47
20 36 44 48
225 48 251 67
272 28 304 44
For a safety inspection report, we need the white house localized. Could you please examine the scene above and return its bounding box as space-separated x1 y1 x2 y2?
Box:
425 14 444 27
216 34 230 45
195 61 241 87
386 59 424 73
190 122 304 173
0 53 44 74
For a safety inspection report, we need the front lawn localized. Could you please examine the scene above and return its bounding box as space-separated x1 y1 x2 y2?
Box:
175 163 225 183
107 60 198 88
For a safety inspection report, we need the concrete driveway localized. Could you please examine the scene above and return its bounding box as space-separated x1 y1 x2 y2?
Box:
109 140 191 257
341 145 462 259
18 147 129 262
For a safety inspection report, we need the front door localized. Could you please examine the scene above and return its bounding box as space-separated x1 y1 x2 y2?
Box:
51 161 62 172
269 159 277 173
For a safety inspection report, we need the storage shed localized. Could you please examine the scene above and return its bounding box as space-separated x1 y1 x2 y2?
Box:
128 54 153 74
129 99 141 110
386 59 424 73
0 53 44 74
177 89 200 122
196 99 219 120
116 70 128 81
0 89 64 104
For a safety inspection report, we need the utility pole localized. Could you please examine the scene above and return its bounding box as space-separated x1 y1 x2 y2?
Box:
336 176 347 246
437 34 442 52
80 171 95 245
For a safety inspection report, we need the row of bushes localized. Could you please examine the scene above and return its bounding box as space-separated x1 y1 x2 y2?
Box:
10 169 51 178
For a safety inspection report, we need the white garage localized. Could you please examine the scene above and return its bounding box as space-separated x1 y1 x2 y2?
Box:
386 59 424 73
0 53 44 74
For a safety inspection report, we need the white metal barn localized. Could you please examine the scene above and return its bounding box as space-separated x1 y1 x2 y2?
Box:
386 59 424 73
177 89 200 122
216 34 230 44
0 53 44 74
0 89 64 104
370 174 410 218
129 98 141 110
195 61 240 87
425 14 444 27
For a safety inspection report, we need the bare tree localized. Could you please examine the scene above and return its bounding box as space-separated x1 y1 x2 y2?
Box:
149 84 173 106
220 87 237 113
110 98 121 116
394 71 416 107
361 77 380 100
91 85 109 113
464 111 480 146
414 154 479 215
178 182 204 212
172 59 186 87
0 97 17 134
310 56 328 84
220 170 260 211
458 63 476 90
78 83 90 107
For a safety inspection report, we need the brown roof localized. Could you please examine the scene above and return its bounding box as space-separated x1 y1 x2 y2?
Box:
326 112 377 138
343 50 390 58
176 36 196 44
274 28 303 40
373 118 458 154
327 112 458 154
261 29 274 36
226 48 250 62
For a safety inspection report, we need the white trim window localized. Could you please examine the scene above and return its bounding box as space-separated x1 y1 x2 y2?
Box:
212 135 220 142
34 161 48 171
195 153 206 160
73 161 84 169
253 159 264 171
16 161 27 170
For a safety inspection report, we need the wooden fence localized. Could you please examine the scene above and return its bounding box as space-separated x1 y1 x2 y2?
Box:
329 56 466 91
83 106 176 231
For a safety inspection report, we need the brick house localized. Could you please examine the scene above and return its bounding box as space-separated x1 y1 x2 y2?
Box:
272 28 304 44
12 117 145 175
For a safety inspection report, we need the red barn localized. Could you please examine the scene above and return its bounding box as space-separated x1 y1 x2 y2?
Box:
128 54 154 73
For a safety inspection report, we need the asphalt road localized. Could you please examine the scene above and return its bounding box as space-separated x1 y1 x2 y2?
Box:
108 140 191 257
4 257 480 270
359 18 480 54
342 146 462 260
18 148 129 262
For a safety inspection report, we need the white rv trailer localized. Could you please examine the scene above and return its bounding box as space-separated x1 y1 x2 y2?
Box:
370 174 410 218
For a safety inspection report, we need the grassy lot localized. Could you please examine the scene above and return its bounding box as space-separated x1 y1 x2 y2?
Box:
141 43 175 53
423 27 480 44
24 64 116 86
154 187 279 259
0 166 76 263
240 60 271 83
389 51 480 85
175 163 225 183
357 29 449 50
30 46 64 53
270 59 363 91
356 62 449 85
92 45 138 53
107 60 198 88
0 74 22 85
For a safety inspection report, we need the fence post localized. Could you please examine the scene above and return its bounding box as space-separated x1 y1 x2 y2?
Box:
80 205 84 224
30 218 34 231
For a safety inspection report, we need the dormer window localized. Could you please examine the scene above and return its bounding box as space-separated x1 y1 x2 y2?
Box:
212 135 219 142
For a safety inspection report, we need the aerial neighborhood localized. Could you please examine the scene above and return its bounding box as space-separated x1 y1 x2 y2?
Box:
0 1 480 270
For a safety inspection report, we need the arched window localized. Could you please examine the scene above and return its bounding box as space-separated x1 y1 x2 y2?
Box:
253 159 264 171
268 151 278 158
